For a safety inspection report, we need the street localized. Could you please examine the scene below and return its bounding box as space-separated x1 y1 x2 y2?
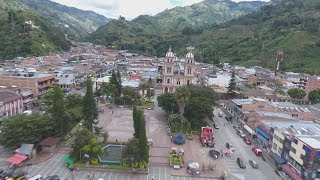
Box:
211 107 281 180
22 154 215 180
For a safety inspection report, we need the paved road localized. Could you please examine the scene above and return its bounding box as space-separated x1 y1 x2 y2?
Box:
211 108 281 180
23 154 215 180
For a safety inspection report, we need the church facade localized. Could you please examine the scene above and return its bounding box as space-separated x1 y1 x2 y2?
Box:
162 47 195 93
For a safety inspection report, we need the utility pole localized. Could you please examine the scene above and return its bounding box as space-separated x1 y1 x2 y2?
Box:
275 51 284 77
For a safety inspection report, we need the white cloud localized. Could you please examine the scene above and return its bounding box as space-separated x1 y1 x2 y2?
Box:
50 0 268 19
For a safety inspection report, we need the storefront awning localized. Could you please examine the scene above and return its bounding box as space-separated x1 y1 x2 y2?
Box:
270 152 287 165
6 154 28 165
243 125 255 135
281 164 302 180
256 128 270 140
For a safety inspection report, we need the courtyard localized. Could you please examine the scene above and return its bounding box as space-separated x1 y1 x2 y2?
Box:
97 105 134 142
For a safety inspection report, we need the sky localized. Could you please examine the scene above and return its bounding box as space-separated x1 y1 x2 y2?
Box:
50 0 269 19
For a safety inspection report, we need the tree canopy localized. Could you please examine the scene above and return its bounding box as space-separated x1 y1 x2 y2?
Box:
83 78 98 132
308 88 320 104
287 88 307 99
0 113 53 148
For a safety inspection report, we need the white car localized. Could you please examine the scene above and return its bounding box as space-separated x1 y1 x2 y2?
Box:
218 112 223 117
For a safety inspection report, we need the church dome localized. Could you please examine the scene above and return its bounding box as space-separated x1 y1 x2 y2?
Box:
165 46 175 58
186 51 194 59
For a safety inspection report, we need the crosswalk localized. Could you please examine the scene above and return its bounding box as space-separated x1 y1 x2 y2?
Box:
213 123 246 180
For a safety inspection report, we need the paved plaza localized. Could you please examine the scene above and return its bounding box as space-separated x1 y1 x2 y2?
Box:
97 105 134 142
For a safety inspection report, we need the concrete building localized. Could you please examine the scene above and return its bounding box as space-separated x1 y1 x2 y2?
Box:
223 98 317 123
162 46 195 93
270 121 320 179
0 70 55 96
0 91 23 117
54 71 75 89
297 75 320 92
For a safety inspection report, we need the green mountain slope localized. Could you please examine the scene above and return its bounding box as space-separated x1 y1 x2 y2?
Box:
88 0 266 54
191 0 320 74
0 0 71 60
19 0 109 40
90 0 320 74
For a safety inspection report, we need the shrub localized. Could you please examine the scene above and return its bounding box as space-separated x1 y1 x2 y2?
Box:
91 158 99 165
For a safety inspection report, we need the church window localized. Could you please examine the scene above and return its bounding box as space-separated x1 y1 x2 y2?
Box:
167 67 171 73
187 79 190 84
177 80 180 85
167 79 170 84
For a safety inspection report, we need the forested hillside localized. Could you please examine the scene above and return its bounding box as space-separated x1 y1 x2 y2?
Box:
88 0 266 56
89 0 320 74
20 0 108 40
0 0 71 60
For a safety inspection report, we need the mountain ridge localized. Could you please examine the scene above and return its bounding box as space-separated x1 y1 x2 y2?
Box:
88 0 267 55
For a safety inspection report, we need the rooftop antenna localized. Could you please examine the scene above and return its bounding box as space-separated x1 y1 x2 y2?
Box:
275 50 283 77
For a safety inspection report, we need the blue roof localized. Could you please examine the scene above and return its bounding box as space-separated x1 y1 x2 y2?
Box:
256 128 270 140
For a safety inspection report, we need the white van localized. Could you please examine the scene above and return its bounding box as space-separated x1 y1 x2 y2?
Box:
28 175 43 180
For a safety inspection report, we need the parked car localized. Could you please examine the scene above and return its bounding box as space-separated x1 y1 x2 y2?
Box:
0 169 15 179
233 125 240 130
236 129 243 135
226 143 235 151
218 112 223 117
252 146 263 156
237 157 246 169
214 123 220 129
249 160 258 168
243 137 252 145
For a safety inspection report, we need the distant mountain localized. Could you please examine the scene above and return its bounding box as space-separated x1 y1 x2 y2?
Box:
0 0 71 60
189 0 320 74
19 0 109 40
90 0 320 74
88 0 267 54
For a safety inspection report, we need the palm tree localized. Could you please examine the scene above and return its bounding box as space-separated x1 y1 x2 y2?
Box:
175 85 191 116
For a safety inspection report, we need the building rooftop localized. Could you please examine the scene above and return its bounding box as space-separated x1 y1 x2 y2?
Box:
297 136 320 149
266 120 320 137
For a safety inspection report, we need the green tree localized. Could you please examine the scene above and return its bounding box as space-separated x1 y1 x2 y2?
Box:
227 71 237 98
132 106 140 138
308 88 320 104
116 70 123 95
81 138 105 161
184 97 212 128
287 88 307 99
122 138 142 166
0 113 53 148
110 70 120 97
42 86 66 136
83 78 98 132
138 110 148 162
174 85 191 116
157 93 179 114
72 128 95 160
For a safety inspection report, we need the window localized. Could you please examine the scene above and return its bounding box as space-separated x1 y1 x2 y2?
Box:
293 139 298 144
166 79 170 84
167 67 171 73
291 147 296 154
177 80 180 85
278 147 282 154
187 79 190 84
273 143 278 150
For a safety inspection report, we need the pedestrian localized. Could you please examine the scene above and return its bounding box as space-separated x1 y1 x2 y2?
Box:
112 110 113 114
